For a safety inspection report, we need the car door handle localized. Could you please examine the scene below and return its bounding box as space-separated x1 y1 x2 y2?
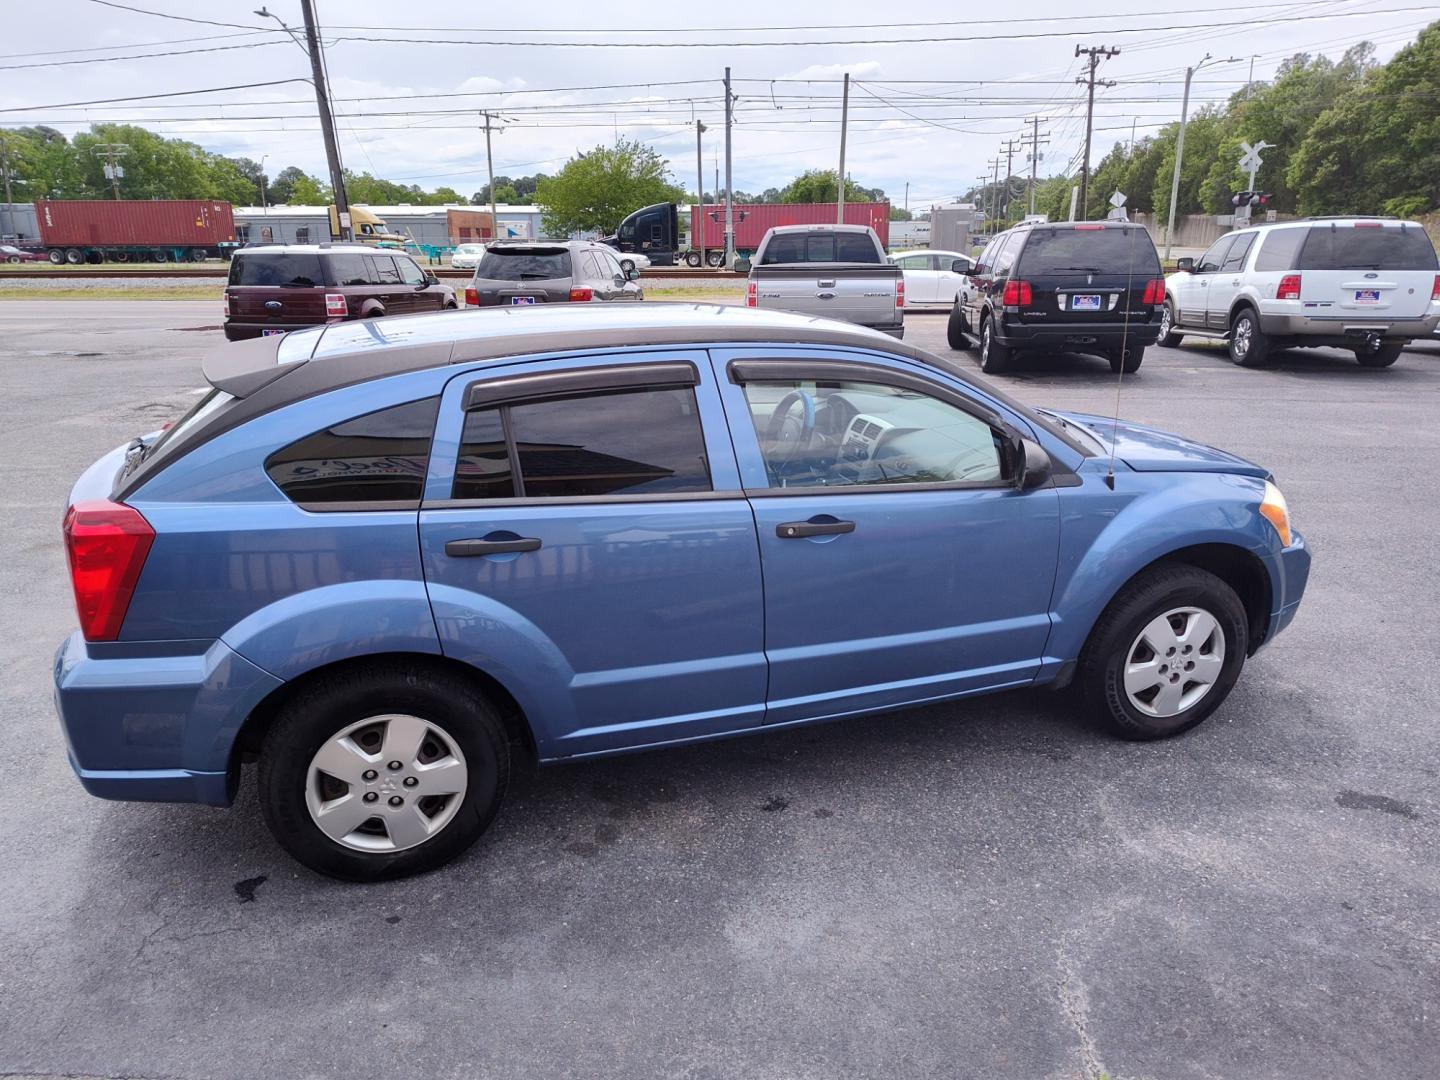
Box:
776 519 855 539
444 536 542 557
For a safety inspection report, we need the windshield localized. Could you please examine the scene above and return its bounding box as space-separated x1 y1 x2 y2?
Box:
475 248 571 280
1297 226 1438 271
1018 227 1161 276
228 253 326 286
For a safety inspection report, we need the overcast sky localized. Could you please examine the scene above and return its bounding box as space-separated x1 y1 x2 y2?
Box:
2 0 1430 207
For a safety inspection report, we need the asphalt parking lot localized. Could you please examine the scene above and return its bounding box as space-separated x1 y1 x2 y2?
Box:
1 300 1438 1080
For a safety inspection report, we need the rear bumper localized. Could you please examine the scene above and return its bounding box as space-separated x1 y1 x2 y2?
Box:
998 315 1162 350
1257 311 1439 341
53 632 283 806
224 319 329 341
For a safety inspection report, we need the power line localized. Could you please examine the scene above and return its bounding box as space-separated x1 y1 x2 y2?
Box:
84 0 270 31
0 39 290 70
0 79 314 112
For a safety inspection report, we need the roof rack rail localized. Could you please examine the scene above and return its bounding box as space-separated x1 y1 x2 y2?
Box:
1295 215 1400 222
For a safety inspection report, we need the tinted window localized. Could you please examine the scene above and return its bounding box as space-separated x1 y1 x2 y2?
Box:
577 252 604 280
1297 225 1439 271
975 237 1001 274
327 254 370 285
1197 235 1235 274
396 257 427 285
265 397 439 506
366 254 401 284
994 234 1020 275
741 379 1002 488
452 387 711 500
1017 227 1161 275
476 248 572 279
1222 232 1256 271
760 232 881 264
228 253 325 286
1253 228 1307 272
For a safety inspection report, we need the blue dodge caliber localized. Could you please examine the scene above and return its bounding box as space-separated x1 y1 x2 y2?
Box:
55 305 1310 880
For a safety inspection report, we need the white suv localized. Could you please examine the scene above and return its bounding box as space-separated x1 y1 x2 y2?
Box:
1160 218 1440 368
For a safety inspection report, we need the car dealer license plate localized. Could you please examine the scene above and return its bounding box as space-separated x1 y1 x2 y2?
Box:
510 296 536 305
1355 289 1380 304
262 329 286 336
1072 294 1102 311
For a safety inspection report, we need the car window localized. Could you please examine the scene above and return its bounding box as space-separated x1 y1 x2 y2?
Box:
265 397 439 506
1253 228 1307 272
1017 227 1162 275
1196 235 1234 274
740 377 1003 489
228 253 325 287
1221 232 1256 272
327 254 370 286
760 232 880 264
451 386 711 500
1296 225 1439 271
475 248 572 280
598 249 626 279
994 234 1020 276
396 258 428 285
974 237 1000 275
365 254 402 285
896 255 930 270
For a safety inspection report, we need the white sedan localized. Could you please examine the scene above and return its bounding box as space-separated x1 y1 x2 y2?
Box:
614 250 651 274
890 249 974 307
449 243 487 270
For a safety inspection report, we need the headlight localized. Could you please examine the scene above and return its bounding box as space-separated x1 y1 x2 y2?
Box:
1260 480 1292 547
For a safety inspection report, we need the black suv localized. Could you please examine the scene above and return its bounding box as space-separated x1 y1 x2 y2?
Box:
948 221 1166 374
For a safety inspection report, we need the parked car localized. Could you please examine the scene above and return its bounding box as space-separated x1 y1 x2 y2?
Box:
464 240 643 306
747 224 904 337
890 248 973 308
223 244 456 341
616 250 651 275
1160 217 1440 368
949 221 1166 374
54 304 1309 880
449 242 486 270
1 244 46 264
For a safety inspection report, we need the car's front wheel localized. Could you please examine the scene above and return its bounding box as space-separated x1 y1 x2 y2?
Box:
946 302 970 350
258 662 510 881
1078 565 1248 740
620 258 635 274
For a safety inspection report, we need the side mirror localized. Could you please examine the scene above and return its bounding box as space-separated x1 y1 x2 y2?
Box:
1016 437 1053 490
624 266 639 281
951 259 970 274
1175 257 1194 273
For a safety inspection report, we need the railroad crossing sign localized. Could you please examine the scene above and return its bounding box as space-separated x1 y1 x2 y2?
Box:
1238 140 1272 173
1107 190 1128 220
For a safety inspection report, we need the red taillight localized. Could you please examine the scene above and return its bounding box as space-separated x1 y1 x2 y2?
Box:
1431 274 1439 301
569 287 594 302
1074 223 1104 230
896 278 905 308
464 286 478 306
1277 274 1302 301
1002 279 1033 306
324 292 348 317
1141 278 1166 305
63 500 155 642
222 290 230 318
1353 221 1382 228
746 281 758 308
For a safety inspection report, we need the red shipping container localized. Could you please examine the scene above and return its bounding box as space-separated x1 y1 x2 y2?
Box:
689 202 890 250
34 200 236 248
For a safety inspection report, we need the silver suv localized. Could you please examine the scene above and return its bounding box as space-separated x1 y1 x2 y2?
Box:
1160 218 1440 367
465 240 644 307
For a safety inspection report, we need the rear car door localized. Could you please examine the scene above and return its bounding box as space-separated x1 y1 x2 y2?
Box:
417 352 767 759
714 348 1061 724
1206 231 1257 329
896 254 938 303
1296 222 1439 320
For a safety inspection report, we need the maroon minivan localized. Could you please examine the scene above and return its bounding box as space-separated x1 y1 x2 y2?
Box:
223 244 456 341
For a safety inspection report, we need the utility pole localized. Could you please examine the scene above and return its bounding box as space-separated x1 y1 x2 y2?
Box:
481 111 502 242
904 181 909 216
1027 118 1051 216
1074 44 1119 221
292 0 351 240
836 72 850 225
988 159 1001 234
695 119 706 265
1000 138 1021 223
92 143 129 200
975 174 989 235
723 66 734 266
1164 54 1236 261
0 134 16 241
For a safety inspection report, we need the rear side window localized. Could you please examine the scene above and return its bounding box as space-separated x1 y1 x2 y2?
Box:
1222 233 1256 272
1297 226 1439 271
1018 227 1162 276
265 397 439 507
1253 228 1307 272
327 254 370 285
475 248 571 279
452 387 712 500
228 253 326 286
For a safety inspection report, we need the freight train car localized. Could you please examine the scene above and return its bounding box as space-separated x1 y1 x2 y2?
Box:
33 199 238 263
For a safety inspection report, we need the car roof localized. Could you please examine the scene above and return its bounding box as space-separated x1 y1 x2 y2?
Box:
234 244 387 255
766 223 873 235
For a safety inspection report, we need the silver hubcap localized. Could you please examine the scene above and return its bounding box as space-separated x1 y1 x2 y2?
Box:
1159 306 1171 338
981 323 991 362
1233 318 1252 358
1123 606 1225 718
305 714 468 852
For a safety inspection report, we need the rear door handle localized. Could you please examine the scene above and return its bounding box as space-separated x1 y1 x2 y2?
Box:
444 537 542 557
776 519 855 539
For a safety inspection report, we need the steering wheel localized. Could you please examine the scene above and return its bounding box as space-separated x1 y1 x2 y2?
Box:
764 389 817 466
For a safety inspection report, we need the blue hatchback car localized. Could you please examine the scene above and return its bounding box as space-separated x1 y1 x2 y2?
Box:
55 305 1310 880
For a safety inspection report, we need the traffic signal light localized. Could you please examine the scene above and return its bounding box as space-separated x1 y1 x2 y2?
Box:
1254 192 1272 206
1232 191 1255 207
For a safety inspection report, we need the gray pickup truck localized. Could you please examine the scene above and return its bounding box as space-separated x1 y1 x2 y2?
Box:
746 224 904 338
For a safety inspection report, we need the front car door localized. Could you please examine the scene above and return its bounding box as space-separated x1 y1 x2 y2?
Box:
1206 231 1257 329
1174 235 1232 328
395 254 440 311
934 252 971 307
713 347 1062 724
418 351 767 759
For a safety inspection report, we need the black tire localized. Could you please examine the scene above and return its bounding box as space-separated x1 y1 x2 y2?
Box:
65 248 83 265
1108 344 1144 374
151 249 168 263
48 248 65 265
1077 564 1249 740
685 251 701 268
5 255 18 264
1355 343 1403 368
1228 307 1271 367
706 250 725 268
979 314 1013 374
258 661 510 881
1158 300 1182 348
946 302 970 350
192 248 208 263
620 258 635 274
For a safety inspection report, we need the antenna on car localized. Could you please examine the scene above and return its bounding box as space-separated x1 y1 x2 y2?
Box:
1104 223 1137 490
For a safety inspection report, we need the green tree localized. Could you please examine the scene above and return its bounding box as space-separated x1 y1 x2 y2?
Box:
289 172 331 205
889 205 913 221
778 169 873 203
533 139 686 235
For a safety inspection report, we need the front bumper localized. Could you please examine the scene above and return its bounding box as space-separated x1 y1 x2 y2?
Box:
1257 311 1440 341
998 315 1162 350
53 632 282 806
1256 529 1312 652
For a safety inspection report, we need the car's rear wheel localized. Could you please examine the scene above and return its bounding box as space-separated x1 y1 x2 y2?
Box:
1355 343 1403 368
1108 344 1145 374
1078 565 1248 740
979 315 1013 374
65 248 83 264
258 662 510 881
946 302 970 350
1158 300 1182 347
1228 308 1271 367
620 258 636 274
706 250 725 268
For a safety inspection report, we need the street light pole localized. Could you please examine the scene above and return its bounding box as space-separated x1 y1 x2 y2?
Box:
695 119 706 266
836 72 850 225
723 66 735 267
1164 54 1238 261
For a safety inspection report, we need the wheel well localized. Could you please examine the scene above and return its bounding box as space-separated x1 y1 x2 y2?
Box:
1228 298 1259 327
1151 543 1272 653
233 652 538 772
